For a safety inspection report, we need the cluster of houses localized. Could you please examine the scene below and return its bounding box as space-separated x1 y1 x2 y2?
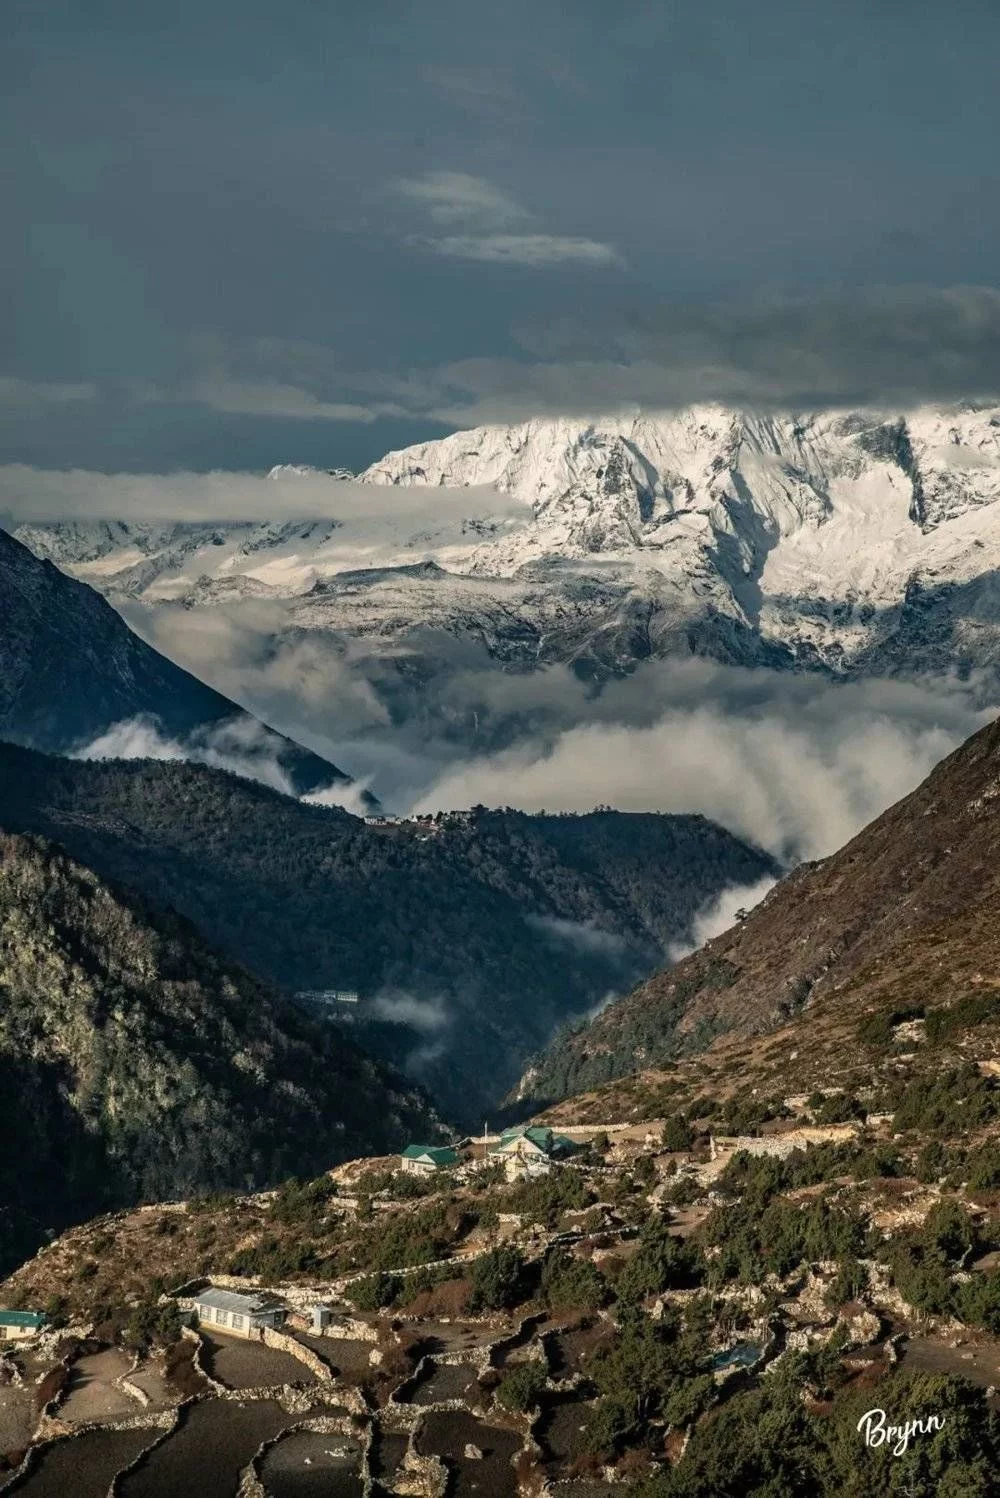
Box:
401 1124 578 1183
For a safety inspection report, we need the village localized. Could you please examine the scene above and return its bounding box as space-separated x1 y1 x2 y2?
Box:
4 1102 1000 1496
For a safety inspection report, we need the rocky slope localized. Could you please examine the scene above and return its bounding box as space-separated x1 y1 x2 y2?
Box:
0 828 442 1274
0 526 354 795
0 743 777 1125
15 403 1000 686
522 706 1000 1104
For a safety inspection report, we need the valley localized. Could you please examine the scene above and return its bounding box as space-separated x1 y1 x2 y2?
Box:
9 706 1000 1491
0 743 777 1125
7 413 1000 1493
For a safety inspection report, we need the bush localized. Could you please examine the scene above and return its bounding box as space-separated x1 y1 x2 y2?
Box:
344 1272 401 1312
495 1358 547 1412
811 1092 866 1125
662 1115 694 1151
893 1066 1000 1137
857 1006 923 1048
616 1215 704 1301
825 1257 868 1309
123 1297 182 1349
470 1247 526 1311
966 1141 1000 1191
540 1249 606 1311
925 993 1000 1044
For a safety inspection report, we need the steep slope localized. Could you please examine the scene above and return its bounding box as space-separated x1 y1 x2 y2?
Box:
0 828 442 1274
0 744 778 1123
523 708 1000 1103
16 404 1000 685
0 526 354 795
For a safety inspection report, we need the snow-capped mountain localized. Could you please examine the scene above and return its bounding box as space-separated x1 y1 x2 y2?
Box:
15 403 1000 681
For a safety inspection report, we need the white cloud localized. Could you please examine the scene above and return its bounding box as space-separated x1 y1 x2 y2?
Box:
392 170 624 272
391 170 527 231
525 914 632 959
668 876 777 961
410 666 994 862
72 714 300 796
187 374 405 423
415 234 625 268
0 463 506 521
367 990 451 1033
303 776 376 818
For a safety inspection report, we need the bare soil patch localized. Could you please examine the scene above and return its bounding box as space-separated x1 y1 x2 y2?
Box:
59 1347 137 1424
199 1331 317 1390
259 1430 364 1498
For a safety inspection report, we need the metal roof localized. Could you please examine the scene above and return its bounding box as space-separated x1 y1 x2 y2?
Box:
401 1144 459 1165
192 1287 278 1315
0 1310 45 1328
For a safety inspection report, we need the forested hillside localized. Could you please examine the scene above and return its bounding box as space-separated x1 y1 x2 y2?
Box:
0 830 442 1275
0 744 779 1121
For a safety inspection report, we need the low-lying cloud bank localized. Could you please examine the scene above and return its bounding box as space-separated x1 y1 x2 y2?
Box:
74 714 358 808
409 663 994 862
77 598 997 869
0 464 507 522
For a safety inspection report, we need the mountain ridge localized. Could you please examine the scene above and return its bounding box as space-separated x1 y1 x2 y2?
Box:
0 742 779 1124
0 825 443 1274
520 706 1000 1104
15 403 1000 688
0 525 356 796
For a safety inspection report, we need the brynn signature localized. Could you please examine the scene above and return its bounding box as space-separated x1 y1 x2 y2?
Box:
857 1407 946 1456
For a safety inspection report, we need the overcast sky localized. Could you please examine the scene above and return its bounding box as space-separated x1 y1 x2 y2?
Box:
4 0 1000 475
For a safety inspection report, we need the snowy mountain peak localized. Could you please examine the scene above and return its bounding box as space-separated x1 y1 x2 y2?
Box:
12 402 1000 683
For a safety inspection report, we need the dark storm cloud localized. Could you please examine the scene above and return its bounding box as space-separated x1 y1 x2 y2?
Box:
3 0 1000 472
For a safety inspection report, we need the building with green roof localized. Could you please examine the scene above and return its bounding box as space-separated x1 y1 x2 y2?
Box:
491 1125 577 1180
400 1143 460 1176
0 1310 46 1342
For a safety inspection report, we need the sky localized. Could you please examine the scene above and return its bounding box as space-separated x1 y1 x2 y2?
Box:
3 0 1000 476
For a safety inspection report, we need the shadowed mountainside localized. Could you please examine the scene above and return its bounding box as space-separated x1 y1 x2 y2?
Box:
0 742 779 1123
0 828 443 1275
524 710 1000 1103
0 525 353 795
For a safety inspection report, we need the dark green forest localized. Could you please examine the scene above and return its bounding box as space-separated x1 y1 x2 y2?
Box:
0 743 778 1120
0 829 441 1276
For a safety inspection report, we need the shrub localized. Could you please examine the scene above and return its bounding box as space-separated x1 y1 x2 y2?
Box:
616 1215 704 1301
925 992 1000 1044
540 1249 606 1311
966 1141 1000 1191
662 1115 694 1151
470 1247 526 1311
811 1092 866 1125
123 1297 182 1349
344 1272 401 1312
495 1358 547 1412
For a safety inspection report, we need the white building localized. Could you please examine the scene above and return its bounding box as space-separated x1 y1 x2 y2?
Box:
192 1287 286 1339
0 1310 45 1342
